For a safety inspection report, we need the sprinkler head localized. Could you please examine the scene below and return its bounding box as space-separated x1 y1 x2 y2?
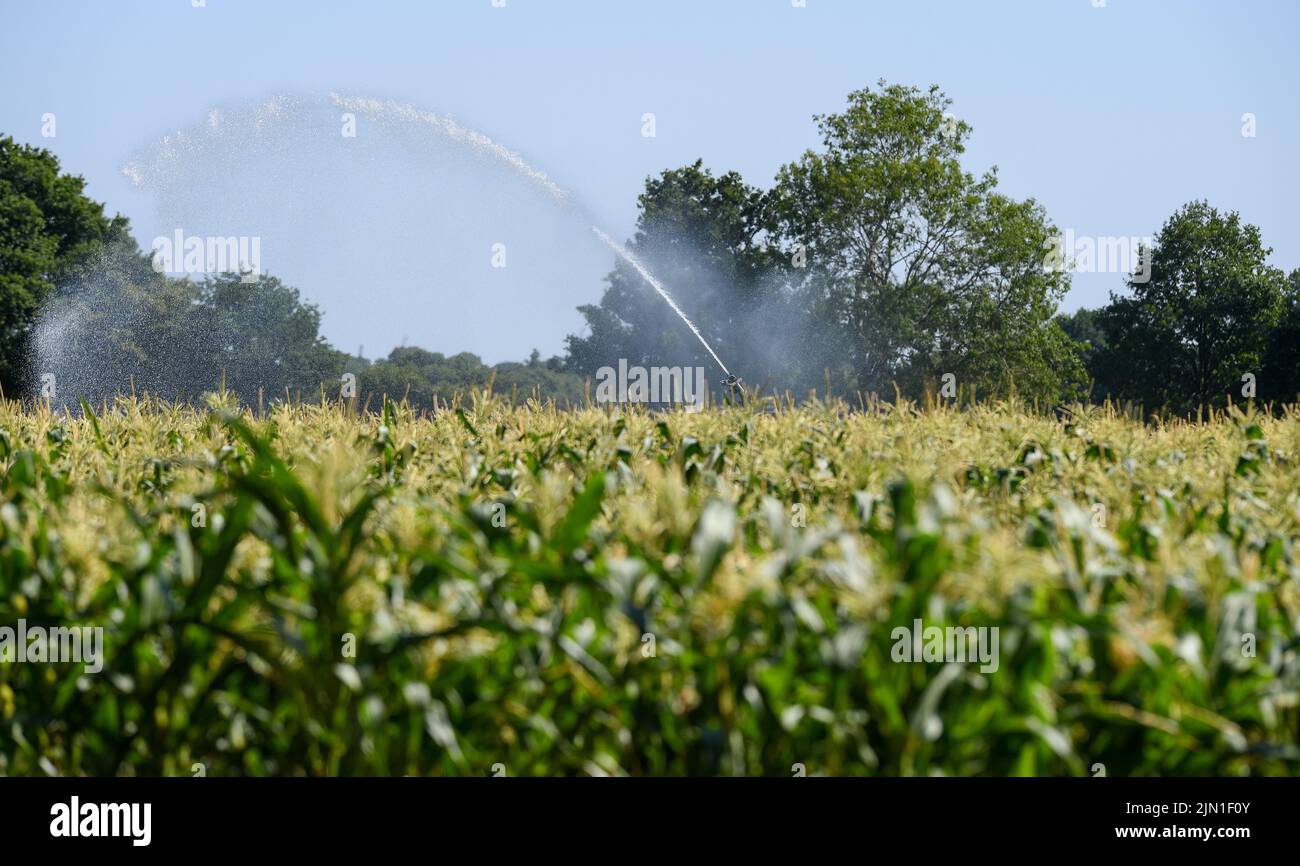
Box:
721 375 741 388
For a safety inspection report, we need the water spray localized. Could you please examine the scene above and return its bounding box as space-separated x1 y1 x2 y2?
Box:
330 95 742 383
117 93 744 396
590 227 734 378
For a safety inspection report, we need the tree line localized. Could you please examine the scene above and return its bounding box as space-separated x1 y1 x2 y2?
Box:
2 82 1296 415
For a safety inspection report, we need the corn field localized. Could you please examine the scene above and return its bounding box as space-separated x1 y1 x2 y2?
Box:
2 393 1299 776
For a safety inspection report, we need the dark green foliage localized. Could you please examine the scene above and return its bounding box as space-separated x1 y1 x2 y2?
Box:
0 136 128 392
1259 270 1300 404
358 346 585 409
1095 202 1290 415
770 82 1086 403
1057 307 1111 404
34 246 351 406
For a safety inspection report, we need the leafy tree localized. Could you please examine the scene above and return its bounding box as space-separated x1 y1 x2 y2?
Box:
1097 202 1289 414
1057 307 1110 402
0 135 129 392
770 82 1085 402
28 238 206 403
194 271 348 401
1260 269 1300 404
491 358 586 404
33 246 350 406
360 347 582 410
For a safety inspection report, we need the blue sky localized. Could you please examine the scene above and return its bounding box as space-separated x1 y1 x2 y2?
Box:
2 0 1297 363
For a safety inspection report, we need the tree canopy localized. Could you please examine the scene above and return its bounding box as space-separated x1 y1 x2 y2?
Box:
571 83 1088 403
0 136 129 392
1096 201 1291 413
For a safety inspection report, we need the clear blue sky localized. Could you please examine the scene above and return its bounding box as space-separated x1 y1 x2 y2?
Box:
2 0 1297 363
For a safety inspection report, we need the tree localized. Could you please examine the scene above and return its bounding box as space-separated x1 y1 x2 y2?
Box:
32 246 350 406
1057 307 1110 402
1097 202 1289 414
359 347 582 410
770 82 1085 402
1259 269 1300 404
0 135 129 393
194 272 348 401
27 237 204 404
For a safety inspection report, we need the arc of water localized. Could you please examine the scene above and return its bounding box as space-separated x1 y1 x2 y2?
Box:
330 94 733 376
591 227 731 377
125 92 734 378
329 93 571 204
